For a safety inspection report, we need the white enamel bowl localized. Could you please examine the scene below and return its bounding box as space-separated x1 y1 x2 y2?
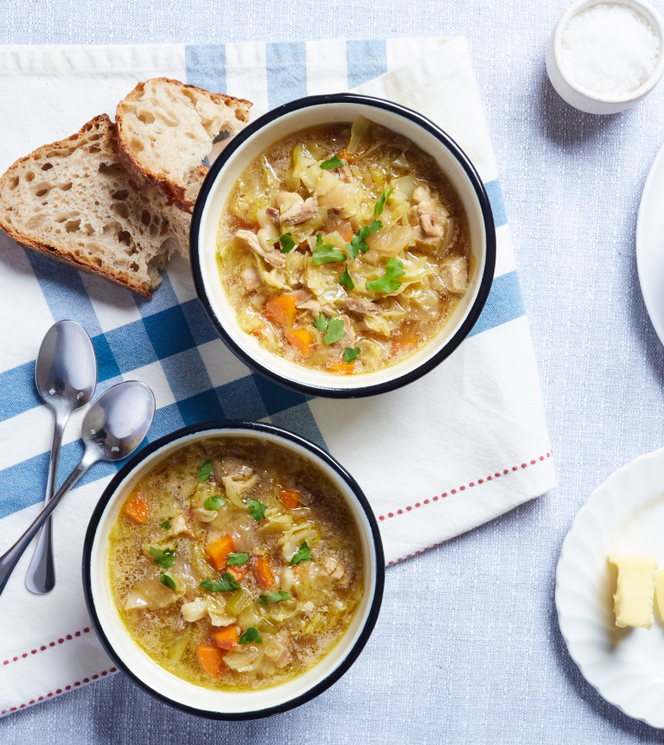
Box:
83 421 384 719
556 446 664 728
190 93 496 398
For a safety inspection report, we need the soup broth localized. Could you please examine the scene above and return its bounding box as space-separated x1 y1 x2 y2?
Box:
216 116 471 375
108 437 364 691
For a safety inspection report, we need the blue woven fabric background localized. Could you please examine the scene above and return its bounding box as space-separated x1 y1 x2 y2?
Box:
3 0 664 742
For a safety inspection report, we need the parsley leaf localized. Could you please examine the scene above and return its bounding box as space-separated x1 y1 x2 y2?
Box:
160 519 171 530
239 626 262 645
289 541 312 566
312 232 346 265
267 232 295 254
246 498 267 521
227 552 249 566
323 317 346 346
338 265 355 290
319 154 346 171
343 346 361 363
258 589 293 606
313 313 328 333
374 188 394 217
198 459 213 482
160 571 176 591
204 495 226 511
365 258 406 293
200 573 240 593
346 219 382 257
149 546 176 569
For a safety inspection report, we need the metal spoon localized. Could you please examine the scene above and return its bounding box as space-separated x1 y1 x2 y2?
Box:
27 320 97 595
0 380 155 598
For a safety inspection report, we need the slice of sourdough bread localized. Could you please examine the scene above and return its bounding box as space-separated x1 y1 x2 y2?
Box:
116 77 252 213
0 114 190 298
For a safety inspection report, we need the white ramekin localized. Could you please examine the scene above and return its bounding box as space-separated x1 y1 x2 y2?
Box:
546 0 664 114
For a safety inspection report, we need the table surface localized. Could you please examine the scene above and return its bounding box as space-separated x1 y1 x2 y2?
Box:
3 1 664 743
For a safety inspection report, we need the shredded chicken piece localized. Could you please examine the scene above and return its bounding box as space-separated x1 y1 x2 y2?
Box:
438 256 468 294
338 314 356 346
165 513 194 539
324 556 349 585
235 229 285 268
280 196 318 225
294 289 334 317
337 164 353 183
266 206 281 229
412 186 444 237
242 266 262 291
276 630 291 669
346 297 380 315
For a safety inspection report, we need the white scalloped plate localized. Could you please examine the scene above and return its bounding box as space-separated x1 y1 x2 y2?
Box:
556 447 664 728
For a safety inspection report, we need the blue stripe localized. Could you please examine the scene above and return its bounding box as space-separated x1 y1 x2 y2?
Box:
484 179 507 229
266 42 308 109
468 270 525 338
184 44 227 93
346 40 388 89
0 361 40 423
26 251 102 336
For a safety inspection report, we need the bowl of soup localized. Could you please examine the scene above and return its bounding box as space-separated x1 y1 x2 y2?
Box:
83 421 384 719
190 93 496 397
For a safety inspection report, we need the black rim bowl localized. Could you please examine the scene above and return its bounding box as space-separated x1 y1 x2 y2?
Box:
190 92 497 399
82 420 385 720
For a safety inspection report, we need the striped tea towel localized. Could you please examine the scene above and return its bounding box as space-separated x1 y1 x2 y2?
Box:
0 38 556 716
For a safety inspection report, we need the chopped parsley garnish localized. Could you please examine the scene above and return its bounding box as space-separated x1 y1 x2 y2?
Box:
160 520 171 530
319 154 346 171
343 346 361 364
312 232 346 265
204 495 226 511
313 313 328 332
267 232 295 253
374 188 394 217
227 552 249 566
338 265 355 290
149 546 176 569
160 571 176 591
200 573 240 593
312 314 346 345
365 257 406 293
346 219 382 259
246 498 267 521
198 459 213 483
257 589 293 607
289 540 312 566
239 626 262 645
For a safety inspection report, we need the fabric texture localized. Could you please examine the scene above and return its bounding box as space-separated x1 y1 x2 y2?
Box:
4 0 661 740
0 37 554 719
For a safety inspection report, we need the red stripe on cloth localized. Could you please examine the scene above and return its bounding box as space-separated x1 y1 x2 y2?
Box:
2 628 91 667
377 452 552 521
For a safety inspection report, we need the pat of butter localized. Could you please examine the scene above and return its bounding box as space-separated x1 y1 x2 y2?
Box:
608 552 658 629
657 570 664 621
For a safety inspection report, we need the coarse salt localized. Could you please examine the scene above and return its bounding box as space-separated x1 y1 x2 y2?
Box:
560 3 660 96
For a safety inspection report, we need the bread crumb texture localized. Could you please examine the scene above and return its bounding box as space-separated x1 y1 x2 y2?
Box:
0 114 190 298
117 77 252 213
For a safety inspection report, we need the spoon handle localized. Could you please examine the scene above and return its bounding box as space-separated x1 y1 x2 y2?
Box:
25 410 68 595
0 448 98 597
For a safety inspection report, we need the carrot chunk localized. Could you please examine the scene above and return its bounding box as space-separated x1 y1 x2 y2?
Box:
285 328 315 357
255 555 275 590
391 333 419 354
207 535 235 571
263 295 296 328
337 147 355 165
197 644 225 677
227 563 249 582
278 489 301 510
122 493 148 524
212 626 239 651
328 361 355 375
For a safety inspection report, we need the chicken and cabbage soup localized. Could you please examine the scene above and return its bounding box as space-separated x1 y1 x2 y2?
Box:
108 438 364 691
216 116 471 375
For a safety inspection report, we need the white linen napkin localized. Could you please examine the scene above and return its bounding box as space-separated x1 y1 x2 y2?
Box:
0 38 555 716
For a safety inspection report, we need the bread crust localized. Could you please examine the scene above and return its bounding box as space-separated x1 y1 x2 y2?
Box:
116 77 252 213
0 113 185 298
